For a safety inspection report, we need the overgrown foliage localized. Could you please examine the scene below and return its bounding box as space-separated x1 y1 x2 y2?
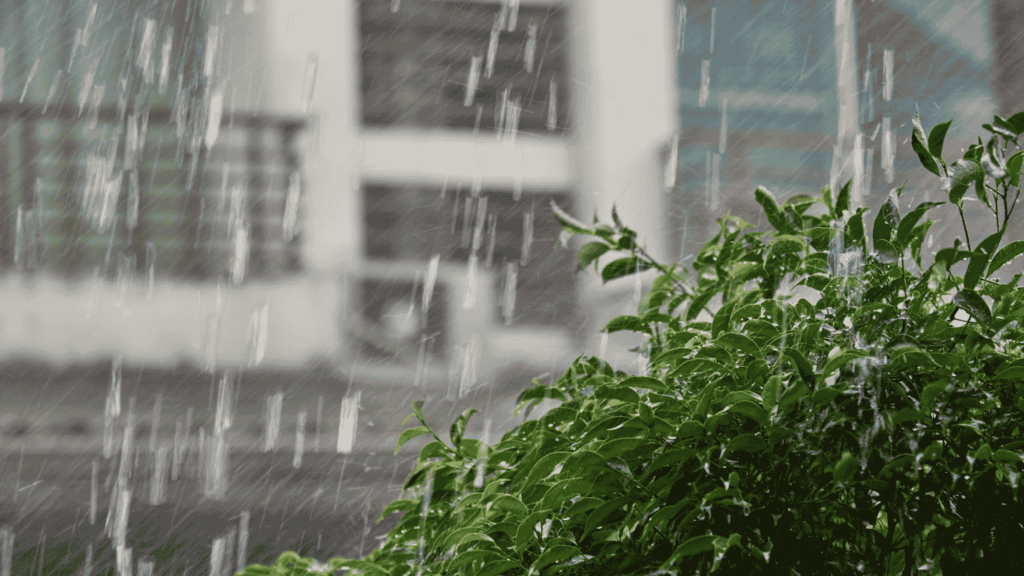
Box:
241 113 1024 575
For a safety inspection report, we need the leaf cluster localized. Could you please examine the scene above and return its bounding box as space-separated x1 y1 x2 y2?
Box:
239 115 1024 576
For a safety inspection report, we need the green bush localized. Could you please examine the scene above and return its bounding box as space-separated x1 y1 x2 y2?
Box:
241 112 1024 576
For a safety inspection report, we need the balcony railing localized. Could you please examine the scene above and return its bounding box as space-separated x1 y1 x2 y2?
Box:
0 101 306 283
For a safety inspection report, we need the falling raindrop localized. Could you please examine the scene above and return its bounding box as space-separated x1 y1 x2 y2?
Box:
486 20 500 79
461 196 474 248
294 412 307 468
677 3 687 53
337 391 360 454
464 253 479 309
719 97 727 153
265 392 283 452
206 90 224 149
302 52 318 113
159 27 172 95
710 152 721 211
521 204 534 267
459 338 479 399
205 26 221 79
503 261 518 325
0 48 5 100
19 58 38 103
853 133 865 206
486 214 498 266
524 23 537 73
472 196 489 254
423 255 440 316
882 48 894 102
881 116 895 183
664 134 679 189
464 56 482 107
546 79 558 131
709 7 716 53
699 59 711 107
138 18 156 83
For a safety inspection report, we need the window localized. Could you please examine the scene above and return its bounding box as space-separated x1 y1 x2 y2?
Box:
0 0 306 282
359 0 571 135
362 183 577 327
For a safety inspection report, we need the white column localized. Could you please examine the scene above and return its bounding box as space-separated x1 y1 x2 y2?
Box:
570 0 677 371
833 0 863 209
262 0 362 273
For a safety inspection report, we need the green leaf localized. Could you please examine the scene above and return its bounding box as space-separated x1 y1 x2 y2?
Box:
993 450 1023 464
376 499 418 523
516 511 548 553
949 182 969 206
583 496 633 540
450 408 479 452
835 179 851 218
812 387 842 405
755 186 795 234
595 385 641 406
762 375 781 415
822 349 870 379
491 494 529 518
725 433 768 454
783 347 816 388
711 300 736 340
447 550 505 573
891 407 927 427
395 426 432 455
1006 111 1024 135
524 452 572 487
534 545 580 573
578 241 612 273
620 376 671 393
988 240 1024 277
686 290 716 322
673 535 719 559
953 289 992 326
677 421 705 439
912 112 942 176
779 380 809 409
602 256 653 283
727 401 769 427
833 452 858 485
896 202 944 250
418 440 453 465
477 560 527 576
948 159 985 190
873 188 901 247
670 358 729 379
603 315 651 335
928 119 954 161
921 380 953 409
550 200 593 234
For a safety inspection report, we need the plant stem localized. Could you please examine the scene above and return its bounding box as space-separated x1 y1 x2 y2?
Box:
957 205 972 253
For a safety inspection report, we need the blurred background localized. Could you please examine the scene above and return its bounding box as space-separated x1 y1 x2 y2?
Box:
0 0 1020 572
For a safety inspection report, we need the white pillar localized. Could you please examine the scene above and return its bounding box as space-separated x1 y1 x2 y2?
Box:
834 0 863 209
570 0 677 371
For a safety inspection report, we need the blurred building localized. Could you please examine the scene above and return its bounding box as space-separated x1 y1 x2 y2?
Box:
0 0 676 447
0 0 1018 449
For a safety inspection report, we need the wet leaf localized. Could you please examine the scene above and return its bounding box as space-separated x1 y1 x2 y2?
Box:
727 401 769 427
953 289 991 326
756 186 795 234
672 535 719 559
578 241 612 273
395 426 432 455
602 257 653 283
988 240 1024 277
913 113 941 176
491 494 529 518
762 375 782 414
603 315 651 335
550 200 593 234
725 433 768 454
928 119 954 161
833 451 858 485
873 188 901 247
